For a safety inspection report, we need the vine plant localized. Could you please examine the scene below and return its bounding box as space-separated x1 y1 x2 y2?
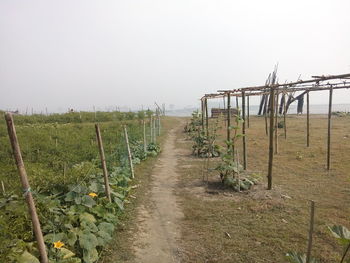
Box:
215 111 258 191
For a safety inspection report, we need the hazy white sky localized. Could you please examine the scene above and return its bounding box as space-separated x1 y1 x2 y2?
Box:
1 0 350 112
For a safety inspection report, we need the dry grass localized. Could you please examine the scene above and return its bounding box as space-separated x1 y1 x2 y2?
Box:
176 115 350 263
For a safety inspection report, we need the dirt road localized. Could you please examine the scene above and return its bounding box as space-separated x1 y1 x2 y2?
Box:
132 123 184 263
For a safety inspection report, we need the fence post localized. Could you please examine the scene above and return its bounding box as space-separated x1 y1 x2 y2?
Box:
227 93 231 147
150 116 153 143
242 91 247 170
274 92 279 154
143 120 147 152
327 87 333 170
306 200 315 263
267 87 275 190
124 126 135 179
95 124 111 202
1 181 5 195
5 113 48 263
307 91 310 147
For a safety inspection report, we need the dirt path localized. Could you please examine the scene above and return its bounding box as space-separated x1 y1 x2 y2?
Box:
132 122 184 263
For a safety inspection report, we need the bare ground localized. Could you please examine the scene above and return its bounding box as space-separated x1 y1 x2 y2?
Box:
131 120 184 263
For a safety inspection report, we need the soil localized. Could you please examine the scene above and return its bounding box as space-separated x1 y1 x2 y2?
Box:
131 120 184 263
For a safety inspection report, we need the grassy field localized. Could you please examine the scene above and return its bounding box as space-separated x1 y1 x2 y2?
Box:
176 114 350 263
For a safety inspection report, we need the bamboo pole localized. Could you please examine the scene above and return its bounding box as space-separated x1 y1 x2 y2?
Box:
274 92 279 154
158 113 161 135
283 94 287 139
227 93 231 146
201 99 205 131
242 91 247 170
5 113 48 263
1 181 5 195
247 96 250 128
327 87 333 170
153 115 157 144
267 87 275 190
150 116 153 143
143 120 147 152
205 98 209 138
264 95 269 136
95 124 112 202
307 91 310 147
124 126 135 179
306 200 315 263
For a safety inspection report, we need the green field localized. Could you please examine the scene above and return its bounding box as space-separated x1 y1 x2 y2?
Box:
0 110 161 263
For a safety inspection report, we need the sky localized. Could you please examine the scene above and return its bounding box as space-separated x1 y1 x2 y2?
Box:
1 0 350 113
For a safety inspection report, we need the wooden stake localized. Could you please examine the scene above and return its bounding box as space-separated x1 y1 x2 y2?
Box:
274 92 279 154
153 116 157 144
247 95 250 128
306 200 315 263
95 124 111 202
227 93 231 146
63 162 67 183
205 98 209 138
5 113 48 263
236 149 241 192
327 87 333 170
201 99 205 131
264 95 269 136
307 91 310 147
143 120 147 152
124 126 135 179
150 116 153 143
267 87 275 190
242 91 247 170
1 181 5 195
158 114 161 135
283 93 287 139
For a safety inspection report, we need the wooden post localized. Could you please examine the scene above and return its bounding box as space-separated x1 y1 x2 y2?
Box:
95 124 112 202
242 91 247 170
124 126 135 179
143 120 147 152
264 95 269 136
283 93 287 139
307 91 310 147
5 113 48 263
274 92 279 154
1 181 5 195
267 87 275 190
327 87 333 170
153 115 157 144
150 116 153 143
158 114 161 135
63 162 67 183
247 95 250 128
306 200 315 263
205 98 209 138
201 99 205 131
227 93 231 145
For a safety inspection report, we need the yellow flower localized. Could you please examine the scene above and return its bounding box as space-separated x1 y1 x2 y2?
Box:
88 192 98 198
53 241 64 249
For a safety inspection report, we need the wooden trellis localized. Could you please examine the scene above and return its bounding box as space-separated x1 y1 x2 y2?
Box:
201 72 350 190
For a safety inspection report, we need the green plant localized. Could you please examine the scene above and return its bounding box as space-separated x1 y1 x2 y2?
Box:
329 225 350 262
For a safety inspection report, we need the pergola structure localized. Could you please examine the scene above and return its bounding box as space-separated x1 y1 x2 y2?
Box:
200 72 350 190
